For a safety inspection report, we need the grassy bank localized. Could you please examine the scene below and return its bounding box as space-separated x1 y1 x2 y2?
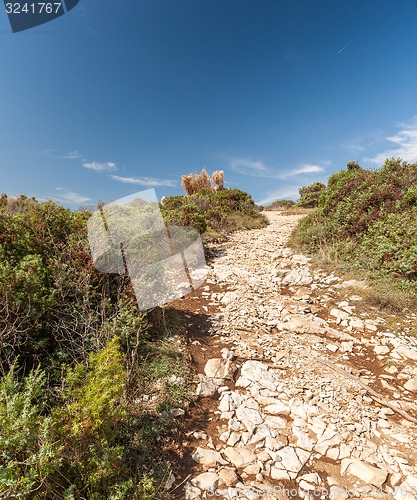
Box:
290 158 417 313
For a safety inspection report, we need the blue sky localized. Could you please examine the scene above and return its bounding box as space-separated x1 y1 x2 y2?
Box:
2 0 417 207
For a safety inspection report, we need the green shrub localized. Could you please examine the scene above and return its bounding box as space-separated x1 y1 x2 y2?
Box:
162 203 207 233
354 209 417 280
0 365 61 498
161 188 266 236
298 182 326 208
0 195 185 499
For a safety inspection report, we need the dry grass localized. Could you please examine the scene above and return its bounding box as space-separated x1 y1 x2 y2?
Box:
181 175 194 196
181 168 225 195
212 170 224 190
194 169 212 192
181 169 214 195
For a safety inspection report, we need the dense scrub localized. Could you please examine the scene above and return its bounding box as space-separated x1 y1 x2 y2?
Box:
0 185 266 497
293 159 417 305
161 187 268 239
0 195 191 499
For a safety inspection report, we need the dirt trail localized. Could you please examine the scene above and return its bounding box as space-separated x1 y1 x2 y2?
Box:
171 211 417 500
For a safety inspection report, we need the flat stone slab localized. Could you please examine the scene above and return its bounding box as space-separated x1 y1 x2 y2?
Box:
191 472 220 491
341 458 388 487
191 447 227 467
223 446 257 468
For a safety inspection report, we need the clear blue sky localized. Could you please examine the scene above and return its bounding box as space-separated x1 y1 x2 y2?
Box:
2 0 417 206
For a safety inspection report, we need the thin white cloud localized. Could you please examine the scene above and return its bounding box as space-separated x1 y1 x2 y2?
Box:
226 157 326 179
83 161 117 172
228 158 268 175
52 188 91 204
337 42 350 55
282 164 324 178
366 115 417 165
256 187 300 206
30 149 82 159
110 175 177 188
60 150 81 159
341 139 364 153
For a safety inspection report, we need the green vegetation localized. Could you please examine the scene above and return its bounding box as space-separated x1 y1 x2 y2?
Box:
298 182 326 208
0 194 191 499
0 184 265 497
161 187 268 240
292 158 417 310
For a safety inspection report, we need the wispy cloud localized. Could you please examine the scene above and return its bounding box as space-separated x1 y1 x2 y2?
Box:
60 150 81 159
341 139 364 153
31 149 82 159
110 175 177 188
282 164 324 178
52 188 91 204
83 161 117 172
366 116 417 165
228 158 268 175
256 187 300 206
226 157 326 179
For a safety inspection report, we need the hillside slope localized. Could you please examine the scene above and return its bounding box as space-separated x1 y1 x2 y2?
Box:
292 158 417 308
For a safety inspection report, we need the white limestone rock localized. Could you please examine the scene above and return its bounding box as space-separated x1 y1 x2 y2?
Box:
204 358 236 380
223 447 257 468
340 458 388 487
403 376 417 392
191 472 220 491
191 447 227 467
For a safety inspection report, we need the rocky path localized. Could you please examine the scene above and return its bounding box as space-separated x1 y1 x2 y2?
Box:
176 212 417 499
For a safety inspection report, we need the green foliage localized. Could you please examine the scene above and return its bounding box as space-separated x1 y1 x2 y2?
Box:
353 209 417 280
60 337 126 435
53 338 129 497
298 182 326 208
0 365 61 498
161 187 267 236
293 157 417 301
162 203 207 233
0 195 186 499
0 195 126 372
